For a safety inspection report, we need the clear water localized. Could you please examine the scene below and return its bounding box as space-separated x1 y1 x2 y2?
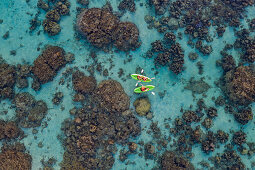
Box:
1 0 255 169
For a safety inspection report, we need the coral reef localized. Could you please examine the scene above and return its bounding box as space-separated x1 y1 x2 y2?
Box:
153 42 184 74
0 143 32 170
224 66 255 105
168 43 184 74
113 22 141 52
202 131 216 154
202 117 213 129
77 0 89 6
161 151 194 170
4 121 21 139
249 18 255 31
72 70 97 94
188 52 198 61
234 29 255 63
16 64 32 89
217 54 236 72
211 150 245 169
43 19 61 36
54 2 70 16
133 97 151 116
182 110 200 124
0 120 22 140
164 32 176 44
32 45 67 85
52 92 64 105
45 10 61 22
77 8 141 51
243 42 255 63
0 63 16 99
232 131 246 146
206 107 218 118
61 103 141 169
93 79 130 113
77 8 119 48
216 130 229 144
118 0 136 12
42 1 70 36
14 92 48 128
149 0 169 15
234 107 253 125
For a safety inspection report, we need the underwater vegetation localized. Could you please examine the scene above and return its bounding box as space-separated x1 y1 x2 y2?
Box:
1 0 255 169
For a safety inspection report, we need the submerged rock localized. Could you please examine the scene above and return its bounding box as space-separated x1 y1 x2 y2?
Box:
133 97 151 116
184 78 210 95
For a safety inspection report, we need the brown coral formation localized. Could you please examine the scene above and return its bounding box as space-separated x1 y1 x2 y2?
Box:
161 151 194 170
211 150 245 169
77 8 140 51
32 45 67 84
61 78 140 169
14 92 48 128
0 144 32 170
234 107 253 125
0 120 22 140
150 0 169 15
42 1 70 36
72 70 97 94
61 104 141 169
77 8 119 48
202 131 216 154
118 0 136 12
243 42 255 63
94 79 130 113
232 131 246 146
182 111 200 124
218 55 236 72
113 22 141 51
0 63 16 99
224 66 255 105
153 42 184 74
4 121 21 139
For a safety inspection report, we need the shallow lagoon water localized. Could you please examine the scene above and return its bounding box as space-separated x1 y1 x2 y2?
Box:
1 0 255 169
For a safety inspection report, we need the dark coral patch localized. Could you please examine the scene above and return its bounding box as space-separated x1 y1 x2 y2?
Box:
32 45 67 84
224 66 255 105
94 79 130 113
72 70 97 94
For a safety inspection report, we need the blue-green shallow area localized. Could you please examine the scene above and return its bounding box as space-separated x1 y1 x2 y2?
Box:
1 0 255 169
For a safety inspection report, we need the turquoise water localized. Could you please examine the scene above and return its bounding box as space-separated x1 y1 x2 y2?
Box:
1 0 255 169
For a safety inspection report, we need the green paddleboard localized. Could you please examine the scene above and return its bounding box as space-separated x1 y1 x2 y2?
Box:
134 85 155 93
131 74 152 82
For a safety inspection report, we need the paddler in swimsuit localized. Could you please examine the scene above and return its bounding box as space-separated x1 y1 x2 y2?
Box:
140 86 149 92
137 75 148 81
